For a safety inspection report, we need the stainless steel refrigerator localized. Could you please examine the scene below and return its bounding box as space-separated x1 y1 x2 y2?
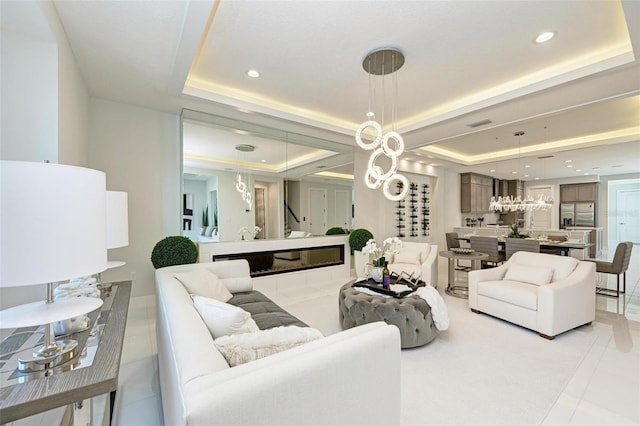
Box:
560 202 595 228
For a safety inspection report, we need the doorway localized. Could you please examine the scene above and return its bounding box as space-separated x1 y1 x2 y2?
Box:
254 187 266 239
525 185 553 229
616 189 640 244
335 189 350 230
309 188 327 236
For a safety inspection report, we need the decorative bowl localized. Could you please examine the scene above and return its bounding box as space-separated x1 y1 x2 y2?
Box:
451 248 474 254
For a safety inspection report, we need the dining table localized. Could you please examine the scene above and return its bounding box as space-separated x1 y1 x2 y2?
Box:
456 236 593 257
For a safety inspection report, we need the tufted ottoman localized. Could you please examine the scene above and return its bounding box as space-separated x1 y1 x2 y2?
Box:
338 282 437 348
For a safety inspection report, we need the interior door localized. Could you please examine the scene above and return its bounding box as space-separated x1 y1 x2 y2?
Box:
526 185 552 229
309 188 327 236
334 189 350 229
617 189 640 243
254 187 266 239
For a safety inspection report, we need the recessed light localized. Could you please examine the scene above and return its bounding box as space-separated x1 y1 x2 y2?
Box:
583 173 589 176
511 171 518 174
566 164 573 168
592 166 601 170
524 174 529 178
564 159 572 163
576 169 582 172
535 31 556 43
534 177 540 180
525 165 531 168
366 111 375 118
490 169 496 173
247 69 260 78
261 159 266 163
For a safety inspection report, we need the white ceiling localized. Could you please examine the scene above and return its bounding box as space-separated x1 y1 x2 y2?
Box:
51 0 640 181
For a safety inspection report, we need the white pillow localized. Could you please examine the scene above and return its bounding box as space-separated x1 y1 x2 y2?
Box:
394 247 422 265
204 225 215 237
504 263 554 286
193 296 259 339
214 326 324 366
174 269 233 302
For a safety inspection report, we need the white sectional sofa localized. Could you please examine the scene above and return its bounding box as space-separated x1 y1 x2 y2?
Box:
156 260 401 425
468 251 595 339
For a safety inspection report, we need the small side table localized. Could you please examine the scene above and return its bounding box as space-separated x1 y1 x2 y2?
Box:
439 251 488 299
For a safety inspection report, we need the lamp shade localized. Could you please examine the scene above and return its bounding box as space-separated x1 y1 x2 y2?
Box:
0 161 108 287
106 191 129 249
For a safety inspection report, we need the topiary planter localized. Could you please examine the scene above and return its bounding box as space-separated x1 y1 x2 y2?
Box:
348 228 373 252
151 236 198 269
326 227 347 235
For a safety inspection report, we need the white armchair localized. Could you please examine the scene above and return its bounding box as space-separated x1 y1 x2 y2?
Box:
468 251 596 339
386 242 438 287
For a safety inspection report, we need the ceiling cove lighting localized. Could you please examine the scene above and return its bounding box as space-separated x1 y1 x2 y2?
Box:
355 47 409 202
535 31 556 43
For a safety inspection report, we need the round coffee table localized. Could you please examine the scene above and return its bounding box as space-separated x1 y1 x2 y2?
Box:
338 281 437 348
439 250 489 299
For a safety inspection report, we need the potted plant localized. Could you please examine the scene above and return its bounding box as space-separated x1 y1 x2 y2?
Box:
348 228 374 279
151 236 199 269
325 227 347 235
202 205 209 227
507 223 528 239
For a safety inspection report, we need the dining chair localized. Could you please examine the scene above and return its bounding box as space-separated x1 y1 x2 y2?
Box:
470 236 505 268
589 241 633 298
505 238 540 260
446 232 470 271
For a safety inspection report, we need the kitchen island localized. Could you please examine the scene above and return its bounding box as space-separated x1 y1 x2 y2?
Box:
452 227 594 260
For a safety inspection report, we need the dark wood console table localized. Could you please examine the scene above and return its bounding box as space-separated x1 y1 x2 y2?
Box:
0 281 131 424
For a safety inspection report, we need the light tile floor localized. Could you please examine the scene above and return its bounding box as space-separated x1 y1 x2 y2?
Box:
113 246 640 426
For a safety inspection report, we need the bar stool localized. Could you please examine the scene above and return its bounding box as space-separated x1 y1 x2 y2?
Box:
589 242 633 298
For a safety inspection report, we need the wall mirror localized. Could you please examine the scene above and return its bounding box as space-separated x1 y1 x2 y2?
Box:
181 109 354 242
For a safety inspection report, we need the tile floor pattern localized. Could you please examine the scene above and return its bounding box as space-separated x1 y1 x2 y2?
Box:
113 248 640 426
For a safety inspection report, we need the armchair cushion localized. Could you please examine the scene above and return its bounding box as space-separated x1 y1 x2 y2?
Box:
478 280 538 310
504 263 554 286
394 246 423 265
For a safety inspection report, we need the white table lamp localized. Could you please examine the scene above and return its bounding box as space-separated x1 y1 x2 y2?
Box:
0 161 108 372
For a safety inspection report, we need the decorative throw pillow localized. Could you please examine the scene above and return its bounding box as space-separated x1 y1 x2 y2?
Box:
214 326 324 366
504 263 554 286
174 269 233 302
394 247 422 265
193 296 259 339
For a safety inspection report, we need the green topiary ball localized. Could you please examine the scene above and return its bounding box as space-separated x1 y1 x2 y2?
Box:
326 227 347 235
151 236 198 269
348 228 374 252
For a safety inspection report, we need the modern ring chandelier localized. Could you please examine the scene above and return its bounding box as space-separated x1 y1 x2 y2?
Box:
489 131 554 212
355 47 409 202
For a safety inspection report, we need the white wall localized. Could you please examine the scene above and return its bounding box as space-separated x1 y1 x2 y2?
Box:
0 1 57 163
353 150 444 247
89 98 181 297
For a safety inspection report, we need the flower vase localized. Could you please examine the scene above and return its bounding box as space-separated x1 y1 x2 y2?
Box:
370 266 384 283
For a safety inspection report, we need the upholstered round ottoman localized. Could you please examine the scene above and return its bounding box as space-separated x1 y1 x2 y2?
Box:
338 282 437 348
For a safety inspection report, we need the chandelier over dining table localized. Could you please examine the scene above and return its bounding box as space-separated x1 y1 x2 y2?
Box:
489 130 554 212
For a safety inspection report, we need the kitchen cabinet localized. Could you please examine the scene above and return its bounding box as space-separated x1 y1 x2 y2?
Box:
498 179 524 226
560 183 598 202
460 173 493 213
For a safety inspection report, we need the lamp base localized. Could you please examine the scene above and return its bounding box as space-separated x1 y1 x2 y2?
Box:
17 339 79 372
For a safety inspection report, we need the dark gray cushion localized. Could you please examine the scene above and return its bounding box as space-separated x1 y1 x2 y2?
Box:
339 283 437 348
228 290 307 329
